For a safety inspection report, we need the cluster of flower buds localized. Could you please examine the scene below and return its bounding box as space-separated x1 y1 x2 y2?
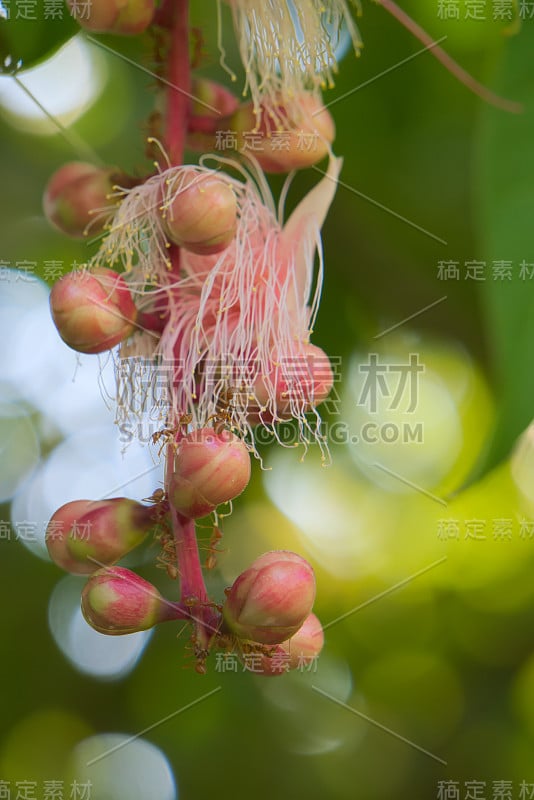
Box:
42 8 333 677
222 551 323 676
43 156 330 671
45 496 185 634
79 551 326 674
45 490 323 672
44 490 323 667
36 0 518 686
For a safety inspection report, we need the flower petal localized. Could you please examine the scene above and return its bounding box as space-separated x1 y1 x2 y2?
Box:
281 154 343 307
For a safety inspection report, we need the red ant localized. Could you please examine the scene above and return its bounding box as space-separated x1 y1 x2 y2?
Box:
204 525 225 570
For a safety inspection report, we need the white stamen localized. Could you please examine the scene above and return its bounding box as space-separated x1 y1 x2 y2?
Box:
89 157 339 458
223 0 362 123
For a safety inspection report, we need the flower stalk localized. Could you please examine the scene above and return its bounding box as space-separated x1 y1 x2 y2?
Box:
158 0 220 646
162 0 192 166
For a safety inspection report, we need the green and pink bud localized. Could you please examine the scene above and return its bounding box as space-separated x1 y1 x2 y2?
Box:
243 612 325 676
224 94 335 173
67 0 156 35
43 161 116 239
45 498 158 575
81 567 176 635
223 550 316 645
50 267 138 354
168 428 251 518
187 79 239 153
190 78 239 120
282 611 324 670
163 174 237 255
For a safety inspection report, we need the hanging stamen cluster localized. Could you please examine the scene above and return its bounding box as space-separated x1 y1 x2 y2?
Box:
87 156 338 457
221 0 362 124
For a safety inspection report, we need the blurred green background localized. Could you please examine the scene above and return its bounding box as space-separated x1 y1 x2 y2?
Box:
1 1 534 798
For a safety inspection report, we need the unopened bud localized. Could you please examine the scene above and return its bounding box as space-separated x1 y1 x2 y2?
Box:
81 567 174 635
187 79 240 153
46 497 157 574
227 94 335 173
242 613 324 676
168 428 251 518
223 550 316 645
282 612 324 670
43 161 115 238
66 0 156 35
251 343 333 424
50 267 138 354
190 78 239 118
163 174 237 255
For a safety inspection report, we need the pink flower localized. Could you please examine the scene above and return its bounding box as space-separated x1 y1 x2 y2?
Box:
92 156 341 454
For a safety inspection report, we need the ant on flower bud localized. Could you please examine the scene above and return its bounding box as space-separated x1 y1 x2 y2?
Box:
151 415 193 455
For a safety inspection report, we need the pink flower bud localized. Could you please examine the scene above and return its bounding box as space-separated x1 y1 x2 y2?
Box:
67 0 155 35
223 550 316 645
50 267 138 354
163 174 237 255
45 500 96 574
249 343 333 424
81 567 173 635
241 612 324 677
43 162 116 239
241 614 324 678
46 498 157 575
226 94 335 173
187 79 240 153
192 78 239 118
168 428 251 518
282 612 324 669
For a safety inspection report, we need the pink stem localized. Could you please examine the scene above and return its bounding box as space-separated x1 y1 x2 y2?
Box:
171 508 209 603
160 600 195 622
375 0 523 114
156 1 223 656
165 0 191 165
163 445 214 626
159 1 211 611
169 496 222 650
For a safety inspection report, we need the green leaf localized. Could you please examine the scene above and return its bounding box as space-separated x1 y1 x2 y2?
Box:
476 24 534 465
0 13 78 73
